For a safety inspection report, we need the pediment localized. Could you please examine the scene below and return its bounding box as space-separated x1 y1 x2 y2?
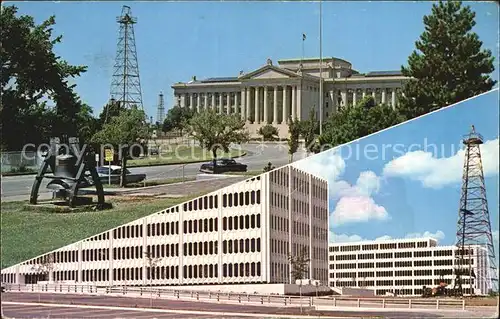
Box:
240 65 299 80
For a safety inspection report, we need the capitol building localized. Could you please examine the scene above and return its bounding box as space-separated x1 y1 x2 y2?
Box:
171 57 409 138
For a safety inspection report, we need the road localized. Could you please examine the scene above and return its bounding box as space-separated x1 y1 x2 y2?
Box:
1 143 307 202
0 292 448 319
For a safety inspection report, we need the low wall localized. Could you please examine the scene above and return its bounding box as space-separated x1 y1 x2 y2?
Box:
334 287 376 297
156 283 332 296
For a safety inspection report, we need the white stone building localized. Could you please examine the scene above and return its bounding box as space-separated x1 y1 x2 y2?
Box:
329 237 492 296
1 165 329 288
171 57 409 138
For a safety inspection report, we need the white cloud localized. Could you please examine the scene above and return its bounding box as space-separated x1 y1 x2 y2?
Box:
405 230 445 241
330 232 365 243
332 196 389 225
383 138 499 188
330 230 446 243
292 150 346 187
293 151 388 226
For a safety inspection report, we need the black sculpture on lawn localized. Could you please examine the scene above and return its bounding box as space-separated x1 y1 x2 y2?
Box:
30 136 106 209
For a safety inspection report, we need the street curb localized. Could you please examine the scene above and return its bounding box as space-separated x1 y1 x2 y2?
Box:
0 152 248 177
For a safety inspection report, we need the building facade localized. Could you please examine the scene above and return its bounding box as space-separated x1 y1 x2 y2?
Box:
328 238 492 296
171 57 409 138
1 166 329 288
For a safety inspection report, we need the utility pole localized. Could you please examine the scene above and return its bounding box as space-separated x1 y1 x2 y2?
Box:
319 0 323 136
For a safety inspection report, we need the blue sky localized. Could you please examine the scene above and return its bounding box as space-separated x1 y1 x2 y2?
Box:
7 1 500 120
293 89 499 260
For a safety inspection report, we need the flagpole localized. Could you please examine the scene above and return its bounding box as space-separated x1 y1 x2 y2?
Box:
319 0 323 136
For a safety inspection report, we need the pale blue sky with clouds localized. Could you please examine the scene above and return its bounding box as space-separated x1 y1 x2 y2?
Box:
6 1 500 120
292 89 499 263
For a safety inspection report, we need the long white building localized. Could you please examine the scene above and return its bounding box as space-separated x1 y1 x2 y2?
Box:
1 166 329 288
329 237 492 296
172 57 409 138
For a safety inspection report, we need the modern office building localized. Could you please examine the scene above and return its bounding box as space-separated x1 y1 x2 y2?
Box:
328 237 492 296
171 57 409 138
1 165 329 289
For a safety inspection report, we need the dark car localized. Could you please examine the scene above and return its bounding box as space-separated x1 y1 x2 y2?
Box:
200 158 247 174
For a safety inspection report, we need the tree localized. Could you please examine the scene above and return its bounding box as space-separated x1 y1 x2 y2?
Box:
398 0 496 120
97 98 121 127
318 98 405 149
288 247 310 282
257 124 279 141
263 162 275 172
1 6 88 150
91 106 149 186
144 250 162 307
287 117 301 163
187 109 249 173
162 106 194 134
300 109 319 155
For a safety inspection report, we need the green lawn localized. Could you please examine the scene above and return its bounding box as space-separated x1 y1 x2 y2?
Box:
102 177 197 188
0 196 198 269
128 145 246 167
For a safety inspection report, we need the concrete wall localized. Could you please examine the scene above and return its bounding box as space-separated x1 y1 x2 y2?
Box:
334 287 376 297
157 283 332 296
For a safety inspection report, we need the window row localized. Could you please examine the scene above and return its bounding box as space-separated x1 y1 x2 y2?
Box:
269 168 290 187
84 248 109 262
113 267 145 281
146 244 179 258
394 261 412 268
183 195 219 212
293 220 310 237
146 266 180 280
183 218 218 234
88 232 110 242
147 222 180 237
270 215 289 232
358 253 375 260
222 262 261 277
181 264 218 279
395 252 412 258
270 262 290 283
84 269 108 282
270 191 289 210
312 205 328 221
223 238 261 254
114 224 144 239
54 250 78 263
222 190 261 208
183 241 218 256
222 214 260 231
312 246 328 261
1 273 15 284
312 226 327 241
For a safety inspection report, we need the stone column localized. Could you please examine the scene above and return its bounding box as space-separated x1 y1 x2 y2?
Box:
263 86 269 124
189 94 194 110
391 90 396 109
211 93 216 110
204 93 208 110
273 86 278 124
218 93 223 113
341 90 347 107
181 94 186 108
196 94 201 112
226 93 231 114
282 86 288 124
362 90 366 99
381 89 387 104
372 90 376 100
332 90 337 112
255 87 260 124
291 86 297 120
246 88 251 122
235 92 239 115
297 85 302 120
352 90 357 107
241 89 246 121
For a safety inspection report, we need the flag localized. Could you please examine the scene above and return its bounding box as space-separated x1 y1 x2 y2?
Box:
302 33 306 41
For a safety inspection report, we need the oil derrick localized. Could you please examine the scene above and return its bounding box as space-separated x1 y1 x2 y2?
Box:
157 91 165 124
454 125 497 296
110 5 143 110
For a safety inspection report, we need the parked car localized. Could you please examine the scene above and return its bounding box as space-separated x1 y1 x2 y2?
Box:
199 158 247 174
96 165 146 184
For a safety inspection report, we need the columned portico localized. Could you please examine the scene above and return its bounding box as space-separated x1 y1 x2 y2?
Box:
172 57 408 138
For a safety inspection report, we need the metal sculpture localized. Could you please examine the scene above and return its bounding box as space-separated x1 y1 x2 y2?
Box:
30 136 105 209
